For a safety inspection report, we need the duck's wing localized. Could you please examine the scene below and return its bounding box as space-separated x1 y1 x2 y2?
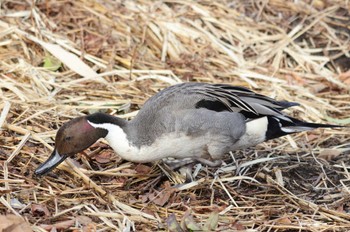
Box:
191 83 299 119
140 83 298 119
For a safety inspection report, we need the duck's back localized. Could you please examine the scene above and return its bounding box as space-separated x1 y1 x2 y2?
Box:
127 83 246 148
140 83 210 113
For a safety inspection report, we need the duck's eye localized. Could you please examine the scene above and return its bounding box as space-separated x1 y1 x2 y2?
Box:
65 136 72 141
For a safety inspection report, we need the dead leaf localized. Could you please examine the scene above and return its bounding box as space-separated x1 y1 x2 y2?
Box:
149 182 176 206
135 164 152 174
161 181 172 189
40 219 75 230
0 215 32 232
84 33 104 55
76 216 92 225
140 193 149 203
312 0 326 10
31 203 51 218
76 216 96 232
232 221 245 230
111 177 128 187
306 133 319 142
188 192 196 201
82 223 97 232
154 191 171 206
142 208 156 218
149 189 173 207
0 189 12 194
310 83 328 93
166 214 184 232
94 150 113 163
318 149 342 161
276 217 292 225
336 204 344 213
339 70 350 85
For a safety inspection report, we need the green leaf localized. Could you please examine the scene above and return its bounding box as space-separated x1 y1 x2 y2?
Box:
324 114 350 125
203 212 219 231
43 55 62 71
184 214 202 231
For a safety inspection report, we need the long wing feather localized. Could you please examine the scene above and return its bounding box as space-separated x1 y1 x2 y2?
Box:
192 83 298 118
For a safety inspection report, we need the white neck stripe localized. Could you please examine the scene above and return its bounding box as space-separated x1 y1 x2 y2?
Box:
87 120 118 131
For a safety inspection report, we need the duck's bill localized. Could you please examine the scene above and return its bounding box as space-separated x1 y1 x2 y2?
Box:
35 149 68 176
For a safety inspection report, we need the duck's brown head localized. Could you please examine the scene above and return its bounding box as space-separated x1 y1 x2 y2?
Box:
35 115 108 176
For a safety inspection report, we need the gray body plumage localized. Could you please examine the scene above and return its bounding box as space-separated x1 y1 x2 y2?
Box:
124 83 272 160
128 83 246 145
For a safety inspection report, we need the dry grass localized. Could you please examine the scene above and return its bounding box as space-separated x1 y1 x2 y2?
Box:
0 0 350 231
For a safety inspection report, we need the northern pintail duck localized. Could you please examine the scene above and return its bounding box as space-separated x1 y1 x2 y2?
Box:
35 82 340 176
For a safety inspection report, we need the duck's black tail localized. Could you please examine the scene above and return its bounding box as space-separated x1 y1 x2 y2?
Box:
265 115 343 141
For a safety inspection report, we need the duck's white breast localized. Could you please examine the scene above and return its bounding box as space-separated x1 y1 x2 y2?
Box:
88 121 208 162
